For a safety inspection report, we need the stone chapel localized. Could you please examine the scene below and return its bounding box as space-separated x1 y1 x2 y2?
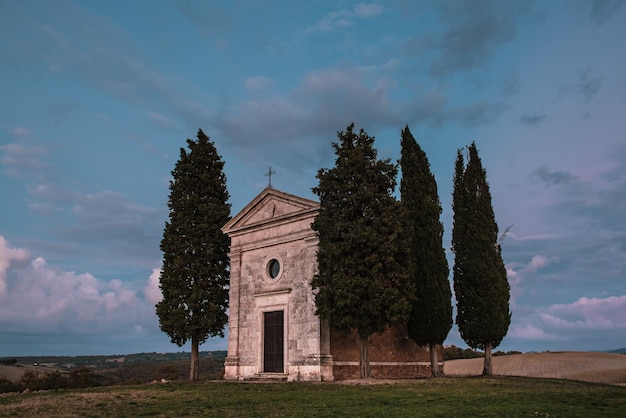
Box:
221 187 441 381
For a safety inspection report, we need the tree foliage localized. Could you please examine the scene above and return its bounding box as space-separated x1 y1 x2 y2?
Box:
399 126 452 377
451 142 511 375
156 129 231 380
312 123 410 378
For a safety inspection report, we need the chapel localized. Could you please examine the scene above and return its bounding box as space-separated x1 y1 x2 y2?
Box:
221 187 441 381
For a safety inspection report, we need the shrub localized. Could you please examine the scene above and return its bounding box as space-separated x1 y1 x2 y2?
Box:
68 367 100 388
155 364 180 381
443 345 483 360
0 377 19 394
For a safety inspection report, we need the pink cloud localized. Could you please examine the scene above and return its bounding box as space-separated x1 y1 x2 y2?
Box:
543 295 626 329
0 235 157 333
526 255 549 272
509 324 554 340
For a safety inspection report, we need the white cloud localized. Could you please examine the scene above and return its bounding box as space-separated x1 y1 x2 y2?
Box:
507 254 552 279
144 268 163 305
507 254 552 307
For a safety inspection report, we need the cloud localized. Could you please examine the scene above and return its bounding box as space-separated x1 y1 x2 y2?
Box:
0 236 30 295
530 166 577 187
0 236 156 334
507 254 552 307
212 65 509 173
245 76 272 93
587 0 625 25
0 134 54 179
520 113 546 126
307 3 383 33
144 268 163 305
0 1 211 133
147 111 177 131
526 255 549 272
355 3 384 18
446 100 506 126
11 127 33 140
503 294 626 351
12 175 164 274
502 150 626 350
176 0 235 34
508 324 554 340
542 295 626 329
0 236 227 356
557 67 603 103
429 0 533 79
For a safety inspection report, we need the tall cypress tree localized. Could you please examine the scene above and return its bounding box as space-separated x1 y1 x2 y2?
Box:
312 123 410 379
156 129 231 381
400 126 452 377
451 142 510 376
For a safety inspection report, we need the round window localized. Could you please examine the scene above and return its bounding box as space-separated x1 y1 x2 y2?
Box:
268 259 281 279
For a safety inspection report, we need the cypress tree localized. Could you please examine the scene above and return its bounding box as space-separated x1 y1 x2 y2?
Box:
451 142 511 376
312 123 410 379
400 126 452 377
156 129 231 381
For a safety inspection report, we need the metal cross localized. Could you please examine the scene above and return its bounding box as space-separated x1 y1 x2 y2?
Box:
265 166 276 188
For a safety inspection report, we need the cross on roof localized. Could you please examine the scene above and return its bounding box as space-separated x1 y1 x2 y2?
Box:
265 166 276 188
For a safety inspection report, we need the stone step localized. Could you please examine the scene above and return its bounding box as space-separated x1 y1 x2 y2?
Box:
247 373 288 381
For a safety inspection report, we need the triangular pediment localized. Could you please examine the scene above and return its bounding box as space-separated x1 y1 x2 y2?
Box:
222 187 319 234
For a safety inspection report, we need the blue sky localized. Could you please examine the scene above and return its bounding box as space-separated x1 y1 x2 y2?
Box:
1 0 625 356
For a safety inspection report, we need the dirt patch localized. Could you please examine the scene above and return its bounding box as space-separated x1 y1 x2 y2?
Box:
444 352 626 385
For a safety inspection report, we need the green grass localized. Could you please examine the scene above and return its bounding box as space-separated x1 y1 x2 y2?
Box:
1 377 624 417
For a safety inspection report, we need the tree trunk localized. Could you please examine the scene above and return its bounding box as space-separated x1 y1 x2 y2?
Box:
358 333 370 379
482 341 492 376
190 338 199 381
429 343 441 377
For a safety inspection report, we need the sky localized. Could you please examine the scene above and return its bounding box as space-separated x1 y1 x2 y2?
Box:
1 0 625 357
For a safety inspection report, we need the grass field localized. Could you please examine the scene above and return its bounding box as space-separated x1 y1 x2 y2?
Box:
1 377 625 417
2 352 625 417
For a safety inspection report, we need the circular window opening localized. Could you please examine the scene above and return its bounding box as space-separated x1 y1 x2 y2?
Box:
268 259 281 279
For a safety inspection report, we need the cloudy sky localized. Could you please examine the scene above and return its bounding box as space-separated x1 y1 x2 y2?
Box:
1 0 625 357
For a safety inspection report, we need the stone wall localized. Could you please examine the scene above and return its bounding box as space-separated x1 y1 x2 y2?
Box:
330 325 441 379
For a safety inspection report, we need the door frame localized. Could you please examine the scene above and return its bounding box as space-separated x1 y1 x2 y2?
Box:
254 291 289 375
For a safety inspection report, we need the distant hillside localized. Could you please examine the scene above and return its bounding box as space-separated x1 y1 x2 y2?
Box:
0 351 227 370
0 351 228 387
608 348 626 354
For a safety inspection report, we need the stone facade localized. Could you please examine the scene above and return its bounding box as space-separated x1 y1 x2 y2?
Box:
222 187 441 381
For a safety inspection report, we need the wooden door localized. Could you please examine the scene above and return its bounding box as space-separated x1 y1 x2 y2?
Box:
263 311 284 373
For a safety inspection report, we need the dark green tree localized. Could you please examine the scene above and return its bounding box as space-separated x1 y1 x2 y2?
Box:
399 126 452 377
312 123 411 379
156 129 231 381
451 142 511 376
